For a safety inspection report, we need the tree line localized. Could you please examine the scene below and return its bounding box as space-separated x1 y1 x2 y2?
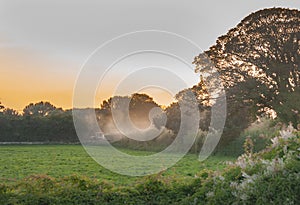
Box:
0 101 77 143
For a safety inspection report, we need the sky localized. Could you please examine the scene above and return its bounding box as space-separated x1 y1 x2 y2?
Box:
0 0 299 111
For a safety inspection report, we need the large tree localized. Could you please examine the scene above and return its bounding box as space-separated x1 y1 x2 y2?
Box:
194 8 300 126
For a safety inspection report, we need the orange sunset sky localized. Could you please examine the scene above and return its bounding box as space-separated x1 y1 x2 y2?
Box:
0 46 75 111
0 44 175 111
1 1 298 112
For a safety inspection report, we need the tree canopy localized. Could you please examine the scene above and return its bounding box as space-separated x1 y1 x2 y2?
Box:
99 93 161 133
157 78 211 134
193 8 300 126
23 101 57 117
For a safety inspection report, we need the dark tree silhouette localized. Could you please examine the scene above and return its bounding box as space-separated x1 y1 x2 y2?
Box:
23 101 57 117
146 77 211 136
194 8 300 126
129 93 160 127
2 108 19 117
0 102 4 111
0 102 77 142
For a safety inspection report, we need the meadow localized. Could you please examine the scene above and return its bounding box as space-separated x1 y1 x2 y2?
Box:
0 145 233 185
0 125 299 204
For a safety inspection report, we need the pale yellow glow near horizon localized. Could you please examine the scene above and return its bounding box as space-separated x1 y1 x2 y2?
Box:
0 46 175 112
0 46 76 111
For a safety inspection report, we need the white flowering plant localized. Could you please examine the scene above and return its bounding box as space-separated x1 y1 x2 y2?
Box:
186 124 300 205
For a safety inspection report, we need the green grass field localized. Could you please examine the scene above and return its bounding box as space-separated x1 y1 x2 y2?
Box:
0 133 298 204
0 145 234 185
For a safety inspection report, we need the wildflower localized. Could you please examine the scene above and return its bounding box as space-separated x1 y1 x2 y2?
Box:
206 191 214 198
283 145 288 154
279 123 295 140
240 193 248 201
225 161 234 166
230 182 238 189
271 136 280 147
235 154 256 169
242 172 258 184
236 155 247 169
218 175 225 181
243 136 254 155
265 158 285 174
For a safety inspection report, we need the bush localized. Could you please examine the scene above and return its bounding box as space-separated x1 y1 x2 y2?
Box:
218 118 280 156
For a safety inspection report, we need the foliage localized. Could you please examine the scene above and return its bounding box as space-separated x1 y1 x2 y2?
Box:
0 102 77 143
194 8 300 127
23 101 58 117
181 124 300 205
218 117 280 156
161 78 211 135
